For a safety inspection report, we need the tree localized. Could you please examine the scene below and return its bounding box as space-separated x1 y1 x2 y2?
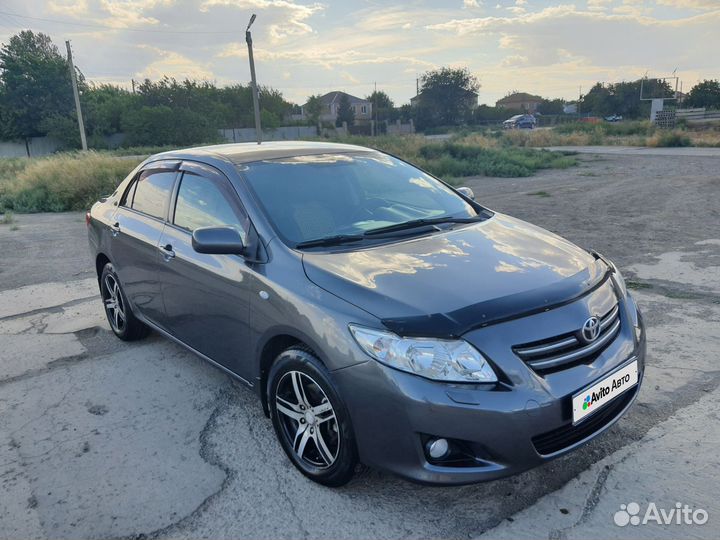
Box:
578 79 673 118
537 98 565 115
473 104 515 124
304 94 323 125
365 89 397 122
414 67 479 129
336 93 354 127
685 80 720 109
0 31 75 148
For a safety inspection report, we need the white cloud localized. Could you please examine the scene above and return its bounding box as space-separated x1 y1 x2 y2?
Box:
463 0 481 8
656 0 720 9
135 45 215 80
200 0 324 42
219 43 435 70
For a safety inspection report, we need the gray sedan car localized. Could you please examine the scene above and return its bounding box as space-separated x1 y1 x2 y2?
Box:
87 141 646 486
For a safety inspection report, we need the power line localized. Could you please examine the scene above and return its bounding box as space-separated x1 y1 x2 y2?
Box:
0 9 240 35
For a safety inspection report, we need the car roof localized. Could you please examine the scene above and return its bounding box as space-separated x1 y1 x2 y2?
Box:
147 140 376 166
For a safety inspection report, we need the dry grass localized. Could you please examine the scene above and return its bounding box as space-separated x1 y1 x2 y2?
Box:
497 121 720 148
0 152 141 212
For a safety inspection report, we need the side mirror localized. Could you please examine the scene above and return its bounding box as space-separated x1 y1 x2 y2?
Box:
192 226 244 255
456 186 475 200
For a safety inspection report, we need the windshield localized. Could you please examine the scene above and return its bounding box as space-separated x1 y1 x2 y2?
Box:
242 152 478 246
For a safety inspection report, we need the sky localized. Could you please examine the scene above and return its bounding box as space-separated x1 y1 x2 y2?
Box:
0 0 717 106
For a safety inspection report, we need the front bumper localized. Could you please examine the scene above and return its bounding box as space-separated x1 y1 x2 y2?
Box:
332 296 646 485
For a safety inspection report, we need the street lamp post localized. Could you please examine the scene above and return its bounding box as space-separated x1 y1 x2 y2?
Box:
245 14 262 144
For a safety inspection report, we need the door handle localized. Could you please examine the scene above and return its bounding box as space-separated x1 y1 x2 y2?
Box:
110 222 120 237
159 243 175 261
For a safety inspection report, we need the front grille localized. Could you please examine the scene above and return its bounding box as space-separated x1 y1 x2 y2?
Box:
531 384 637 455
513 303 621 372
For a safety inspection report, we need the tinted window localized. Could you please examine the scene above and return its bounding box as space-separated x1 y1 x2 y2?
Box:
243 153 476 244
174 172 248 240
132 170 176 219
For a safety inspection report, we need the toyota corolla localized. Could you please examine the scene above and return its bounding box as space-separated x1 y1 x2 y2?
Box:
87 141 646 486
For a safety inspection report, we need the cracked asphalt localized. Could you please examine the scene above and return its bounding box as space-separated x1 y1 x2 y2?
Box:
0 152 718 539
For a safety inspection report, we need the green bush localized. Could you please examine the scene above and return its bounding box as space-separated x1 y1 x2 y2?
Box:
417 142 575 178
650 131 692 147
121 106 222 147
554 120 654 137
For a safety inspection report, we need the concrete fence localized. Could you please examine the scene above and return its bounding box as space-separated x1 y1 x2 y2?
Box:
0 137 60 158
675 108 720 125
219 126 318 143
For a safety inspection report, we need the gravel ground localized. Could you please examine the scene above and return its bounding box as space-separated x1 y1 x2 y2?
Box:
0 151 718 539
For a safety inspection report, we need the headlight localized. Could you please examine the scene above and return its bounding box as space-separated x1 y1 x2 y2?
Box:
348 325 497 383
595 251 627 298
607 260 628 298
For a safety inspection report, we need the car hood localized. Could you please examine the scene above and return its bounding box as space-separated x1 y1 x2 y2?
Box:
302 213 609 337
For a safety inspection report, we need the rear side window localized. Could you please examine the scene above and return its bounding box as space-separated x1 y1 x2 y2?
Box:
173 172 248 241
131 170 177 220
120 179 137 207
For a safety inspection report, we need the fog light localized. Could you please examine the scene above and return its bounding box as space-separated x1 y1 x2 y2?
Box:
426 438 450 460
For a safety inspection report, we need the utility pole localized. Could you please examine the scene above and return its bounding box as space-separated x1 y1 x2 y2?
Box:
578 85 582 117
374 81 378 136
245 14 262 144
65 40 87 151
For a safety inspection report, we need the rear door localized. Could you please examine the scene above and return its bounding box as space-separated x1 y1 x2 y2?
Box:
110 161 179 325
156 161 253 379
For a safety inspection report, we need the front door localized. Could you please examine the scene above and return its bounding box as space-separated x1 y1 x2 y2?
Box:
156 161 253 380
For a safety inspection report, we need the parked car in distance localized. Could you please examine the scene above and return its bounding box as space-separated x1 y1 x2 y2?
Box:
88 141 646 487
503 114 536 129
605 115 623 122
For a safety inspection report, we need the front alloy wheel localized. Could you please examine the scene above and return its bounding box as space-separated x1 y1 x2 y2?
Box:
275 371 340 468
268 348 357 486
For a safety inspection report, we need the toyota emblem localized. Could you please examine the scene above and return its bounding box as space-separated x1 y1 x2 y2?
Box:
582 316 601 342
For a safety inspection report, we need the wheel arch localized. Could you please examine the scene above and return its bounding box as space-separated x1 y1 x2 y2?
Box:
95 253 111 281
257 329 328 416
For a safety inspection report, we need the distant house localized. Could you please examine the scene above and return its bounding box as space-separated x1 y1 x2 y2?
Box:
301 91 372 123
496 92 544 113
563 102 578 114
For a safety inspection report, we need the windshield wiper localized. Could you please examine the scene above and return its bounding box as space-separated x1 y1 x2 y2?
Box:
364 215 484 236
296 215 486 248
295 234 366 249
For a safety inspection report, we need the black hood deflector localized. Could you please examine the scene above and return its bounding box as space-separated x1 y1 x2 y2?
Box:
380 266 611 338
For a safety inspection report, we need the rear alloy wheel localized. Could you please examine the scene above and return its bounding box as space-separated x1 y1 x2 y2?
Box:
100 262 149 341
102 273 126 334
268 348 357 486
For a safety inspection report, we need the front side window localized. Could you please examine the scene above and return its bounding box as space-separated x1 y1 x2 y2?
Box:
131 170 176 220
242 152 477 245
173 172 248 241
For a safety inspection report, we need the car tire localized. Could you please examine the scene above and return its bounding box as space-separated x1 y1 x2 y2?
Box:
268 347 358 487
100 262 149 341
